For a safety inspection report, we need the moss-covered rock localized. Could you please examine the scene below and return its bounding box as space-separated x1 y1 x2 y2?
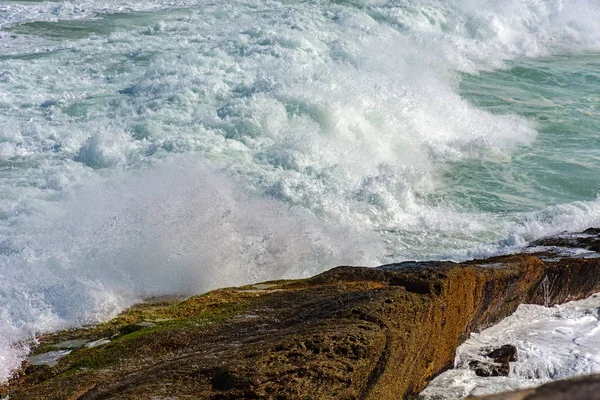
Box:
2 229 600 399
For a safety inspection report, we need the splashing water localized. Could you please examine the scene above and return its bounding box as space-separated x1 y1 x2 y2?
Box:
2 0 600 382
420 293 600 398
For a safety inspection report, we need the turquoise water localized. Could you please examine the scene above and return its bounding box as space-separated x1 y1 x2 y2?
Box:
451 55 600 212
380 55 600 258
1 0 600 381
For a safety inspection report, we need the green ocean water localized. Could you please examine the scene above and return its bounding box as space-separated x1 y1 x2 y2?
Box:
2 0 600 383
448 55 600 213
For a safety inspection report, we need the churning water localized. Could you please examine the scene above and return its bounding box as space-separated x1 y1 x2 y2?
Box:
2 0 600 385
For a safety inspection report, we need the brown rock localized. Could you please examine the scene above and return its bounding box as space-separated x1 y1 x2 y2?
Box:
468 345 518 377
487 344 518 362
1 229 600 399
529 228 600 252
475 373 600 400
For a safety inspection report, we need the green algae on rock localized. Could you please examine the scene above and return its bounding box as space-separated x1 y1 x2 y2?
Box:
3 230 600 399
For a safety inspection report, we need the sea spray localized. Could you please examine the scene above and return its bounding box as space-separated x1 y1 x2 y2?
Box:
421 293 600 398
2 0 600 382
0 157 383 379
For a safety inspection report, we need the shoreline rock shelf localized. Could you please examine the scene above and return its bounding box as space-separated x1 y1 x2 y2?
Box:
3 230 600 399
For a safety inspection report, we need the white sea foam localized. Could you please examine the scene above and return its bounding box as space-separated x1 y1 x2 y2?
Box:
0 156 383 378
420 293 600 399
1 0 600 382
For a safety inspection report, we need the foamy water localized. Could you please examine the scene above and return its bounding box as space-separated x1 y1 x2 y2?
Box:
1 0 600 383
420 293 600 398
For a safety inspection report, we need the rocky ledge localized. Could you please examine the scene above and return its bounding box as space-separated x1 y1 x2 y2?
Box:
477 373 600 400
3 229 600 399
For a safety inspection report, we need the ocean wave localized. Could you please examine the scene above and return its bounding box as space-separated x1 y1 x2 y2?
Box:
2 0 600 383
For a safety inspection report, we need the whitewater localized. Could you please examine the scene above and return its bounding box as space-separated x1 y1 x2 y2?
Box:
421 293 600 398
1 0 600 391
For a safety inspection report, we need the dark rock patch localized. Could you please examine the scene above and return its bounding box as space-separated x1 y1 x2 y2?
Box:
529 229 600 252
210 368 252 391
476 372 600 399
469 345 518 377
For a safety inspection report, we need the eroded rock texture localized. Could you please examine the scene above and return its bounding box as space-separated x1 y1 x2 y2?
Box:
2 229 600 399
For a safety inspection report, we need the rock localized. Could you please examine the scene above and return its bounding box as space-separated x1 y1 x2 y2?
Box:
529 228 600 253
469 360 509 378
210 368 252 391
475 373 600 399
119 323 145 335
487 344 518 362
468 345 517 377
2 229 600 400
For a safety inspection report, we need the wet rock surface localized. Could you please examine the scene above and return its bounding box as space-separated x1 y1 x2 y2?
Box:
468 344 518 377
529 228 600 253
475 373 600 400
2 229 600 399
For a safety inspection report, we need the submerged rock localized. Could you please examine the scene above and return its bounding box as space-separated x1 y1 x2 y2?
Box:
468 344 518 377
487 345 518 363
2 229 600 399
